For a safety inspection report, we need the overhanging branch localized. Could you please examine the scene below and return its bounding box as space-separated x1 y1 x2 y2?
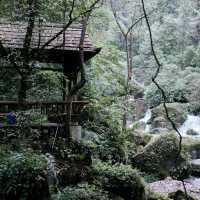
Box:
141 0 189 198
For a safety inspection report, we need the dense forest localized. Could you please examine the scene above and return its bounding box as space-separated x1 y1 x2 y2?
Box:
0 0 199 199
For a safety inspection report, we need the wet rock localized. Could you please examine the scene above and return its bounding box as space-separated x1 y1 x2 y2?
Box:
187 129 199 136
168 190 196 200
149 177 199 200
82 129 99 142
150 103 188 133
190 159 200 176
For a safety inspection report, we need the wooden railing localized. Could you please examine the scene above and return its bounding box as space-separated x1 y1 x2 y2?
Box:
0 101 89 115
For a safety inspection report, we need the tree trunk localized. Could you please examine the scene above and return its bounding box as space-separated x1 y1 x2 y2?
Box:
18 76 27 102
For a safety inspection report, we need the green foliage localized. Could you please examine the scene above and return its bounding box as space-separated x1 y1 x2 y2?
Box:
16 109 48 125
0 148 47 197
92 159 138 178
27 70 63 101
91 159 148 200
144 65 200 108
56 184 110 200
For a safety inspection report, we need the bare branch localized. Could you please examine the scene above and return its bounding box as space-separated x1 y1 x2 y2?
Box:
110 0 126 37
67 14 89 98
126 5 159 37
23 0 38 53
141 0 189 198
40 0 101 50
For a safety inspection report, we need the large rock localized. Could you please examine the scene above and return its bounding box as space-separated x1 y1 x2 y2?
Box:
168 190 196 200
190 159 200 176
150 103 188 133
132 133 191 179
149 177 199 200
182 137 200 159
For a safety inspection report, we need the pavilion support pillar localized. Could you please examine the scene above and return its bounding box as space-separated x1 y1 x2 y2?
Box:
62 61 81 143
62 75 67 101
70 122 82 142
18 75 27 102
62 64 71 142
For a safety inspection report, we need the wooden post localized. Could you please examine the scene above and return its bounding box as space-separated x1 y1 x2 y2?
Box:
63 62 71 142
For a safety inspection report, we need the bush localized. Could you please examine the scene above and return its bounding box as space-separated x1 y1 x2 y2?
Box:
56 184 110 200
91 159 147 200
0 148 49 200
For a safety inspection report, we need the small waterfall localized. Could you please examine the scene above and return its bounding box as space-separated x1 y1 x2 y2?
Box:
139 109 152 124
179 115 200 136
140 109 152 133
128 109 152 132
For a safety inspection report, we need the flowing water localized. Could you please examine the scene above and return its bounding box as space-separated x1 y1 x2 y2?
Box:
139 109 152 124
140 110 200 137
179 115 200 137
127 109 152 131
139 109 151 132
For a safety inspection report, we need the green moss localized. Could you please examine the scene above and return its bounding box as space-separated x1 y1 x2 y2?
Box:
132 133 153 147
182 137 200 153
132 133 191 179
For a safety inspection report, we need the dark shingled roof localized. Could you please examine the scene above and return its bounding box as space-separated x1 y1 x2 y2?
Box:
0 21 99 52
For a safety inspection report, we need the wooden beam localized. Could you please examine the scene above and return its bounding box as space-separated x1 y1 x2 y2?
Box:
0 66 63 72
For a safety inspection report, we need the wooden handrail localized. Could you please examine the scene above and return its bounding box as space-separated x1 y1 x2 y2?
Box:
0 101 89 106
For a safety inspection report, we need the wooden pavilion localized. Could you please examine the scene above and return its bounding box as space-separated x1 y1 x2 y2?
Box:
0 21 101 138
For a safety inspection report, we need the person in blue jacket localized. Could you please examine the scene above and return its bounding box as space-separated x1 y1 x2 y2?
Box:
6 112 16 125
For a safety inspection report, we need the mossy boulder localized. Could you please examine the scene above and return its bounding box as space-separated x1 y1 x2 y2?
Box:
132 133 153 147
180 138 200 175
0 149 50 200
132 133 191 179
150 103 188 132
190 159 200 176
182 137 200 159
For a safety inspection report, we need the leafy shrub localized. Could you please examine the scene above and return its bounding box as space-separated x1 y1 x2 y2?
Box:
16 109 48 126
0 148 49 200
56 184 110 200
91 159 147 200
